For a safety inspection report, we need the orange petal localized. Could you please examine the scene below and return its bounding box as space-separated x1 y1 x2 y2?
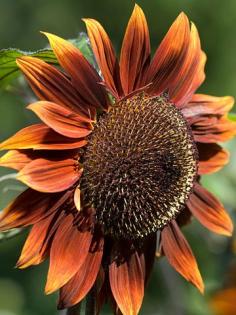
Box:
197 143 229 175
0 149 37 170
109 250 145 315
161 220 204 293
16 56 95 120
210 288 236 315
28 101 92 138
187 183 233 236
119 4 150 94
16 211 58 268
0 189 60 231
45 214 92 294
42 32 109 111
58 236 104 309
83 18 122 98
17 157 83 193
146 12 190 95
0 124 87 150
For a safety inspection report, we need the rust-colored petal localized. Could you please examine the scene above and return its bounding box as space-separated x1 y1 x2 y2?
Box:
119 4 150 94
45 214 92 294
16 56 95 119
109 250 145 315
83 18 122 98
28 101 92 138
0 124 87 150
146 12 190 95
210 288 236 315
197 143 229 175
58 236 104 309
17 157 83 193
0 150 37 170
0 189 61 230
43 32 109 111
161 220 204 293
187 183 233 236
16 211 57 268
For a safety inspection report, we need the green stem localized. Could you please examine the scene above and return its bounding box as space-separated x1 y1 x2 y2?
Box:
66 303 81 315
85 285 97 315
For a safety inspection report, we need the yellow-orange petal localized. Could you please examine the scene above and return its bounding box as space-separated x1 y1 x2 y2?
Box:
120 4 150 95
42 32 109 111
17 158 83 193
197 143 229 175
28 101 92 139
109 250 145 315
0 150 37 170
0 124 87 151
45 214 92 294
161 220 204 294
83 18 122 98
58 236 104 309
146 12 190 95
16 56 95 119
74 186 81 212
187 183 233 236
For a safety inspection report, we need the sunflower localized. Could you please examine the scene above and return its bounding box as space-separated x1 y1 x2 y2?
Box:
0 4 235 315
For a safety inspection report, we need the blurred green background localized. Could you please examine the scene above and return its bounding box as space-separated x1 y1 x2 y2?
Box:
0 0 236 314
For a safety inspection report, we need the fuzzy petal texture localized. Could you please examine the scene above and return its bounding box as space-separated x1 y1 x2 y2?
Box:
83 18 122 97
109 250 145 315
43 32 109 111
161 220 204 293
28 101 92 138
119 4 150 94
17 157 83 193
187 183 233 236
197 143 229 175
16 56 95 119
45 214 92 294
58 236 104 309
0 124 87 150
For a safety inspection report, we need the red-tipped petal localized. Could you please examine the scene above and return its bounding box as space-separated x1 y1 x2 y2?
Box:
161 220 204 293
17 158 83 193
109 250 145 315
120 4 150 95
83 18 122 98
16 56 95 119
0 189 60 231
45 214 92 294
0 124 87 151
197 143 229 175
58 236 104 309
0 150 37 170
42 32 109 111
28 101 92 138
146 12 190 95
187 183 233 236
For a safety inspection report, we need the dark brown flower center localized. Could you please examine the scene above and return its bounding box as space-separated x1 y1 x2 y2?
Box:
81 93 198 240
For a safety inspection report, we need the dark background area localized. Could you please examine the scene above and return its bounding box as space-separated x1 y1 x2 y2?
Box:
0 0 236 314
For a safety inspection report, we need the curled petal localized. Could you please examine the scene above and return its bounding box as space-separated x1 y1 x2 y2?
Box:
0 150 37 170
17 158 83 193
28 101 92 138
187 183 233 236
16 56 95 119
0 124 87 150
161 220 204 293
83 18 122 97
43 32 109 111
58 236 104 309
45 214 92 294
146 12 190 95
197 143 229 175
109 250 145 315
120 4 151 94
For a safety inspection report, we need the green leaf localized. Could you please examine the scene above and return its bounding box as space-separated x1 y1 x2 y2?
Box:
0 32 96 89
228 112 236 122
